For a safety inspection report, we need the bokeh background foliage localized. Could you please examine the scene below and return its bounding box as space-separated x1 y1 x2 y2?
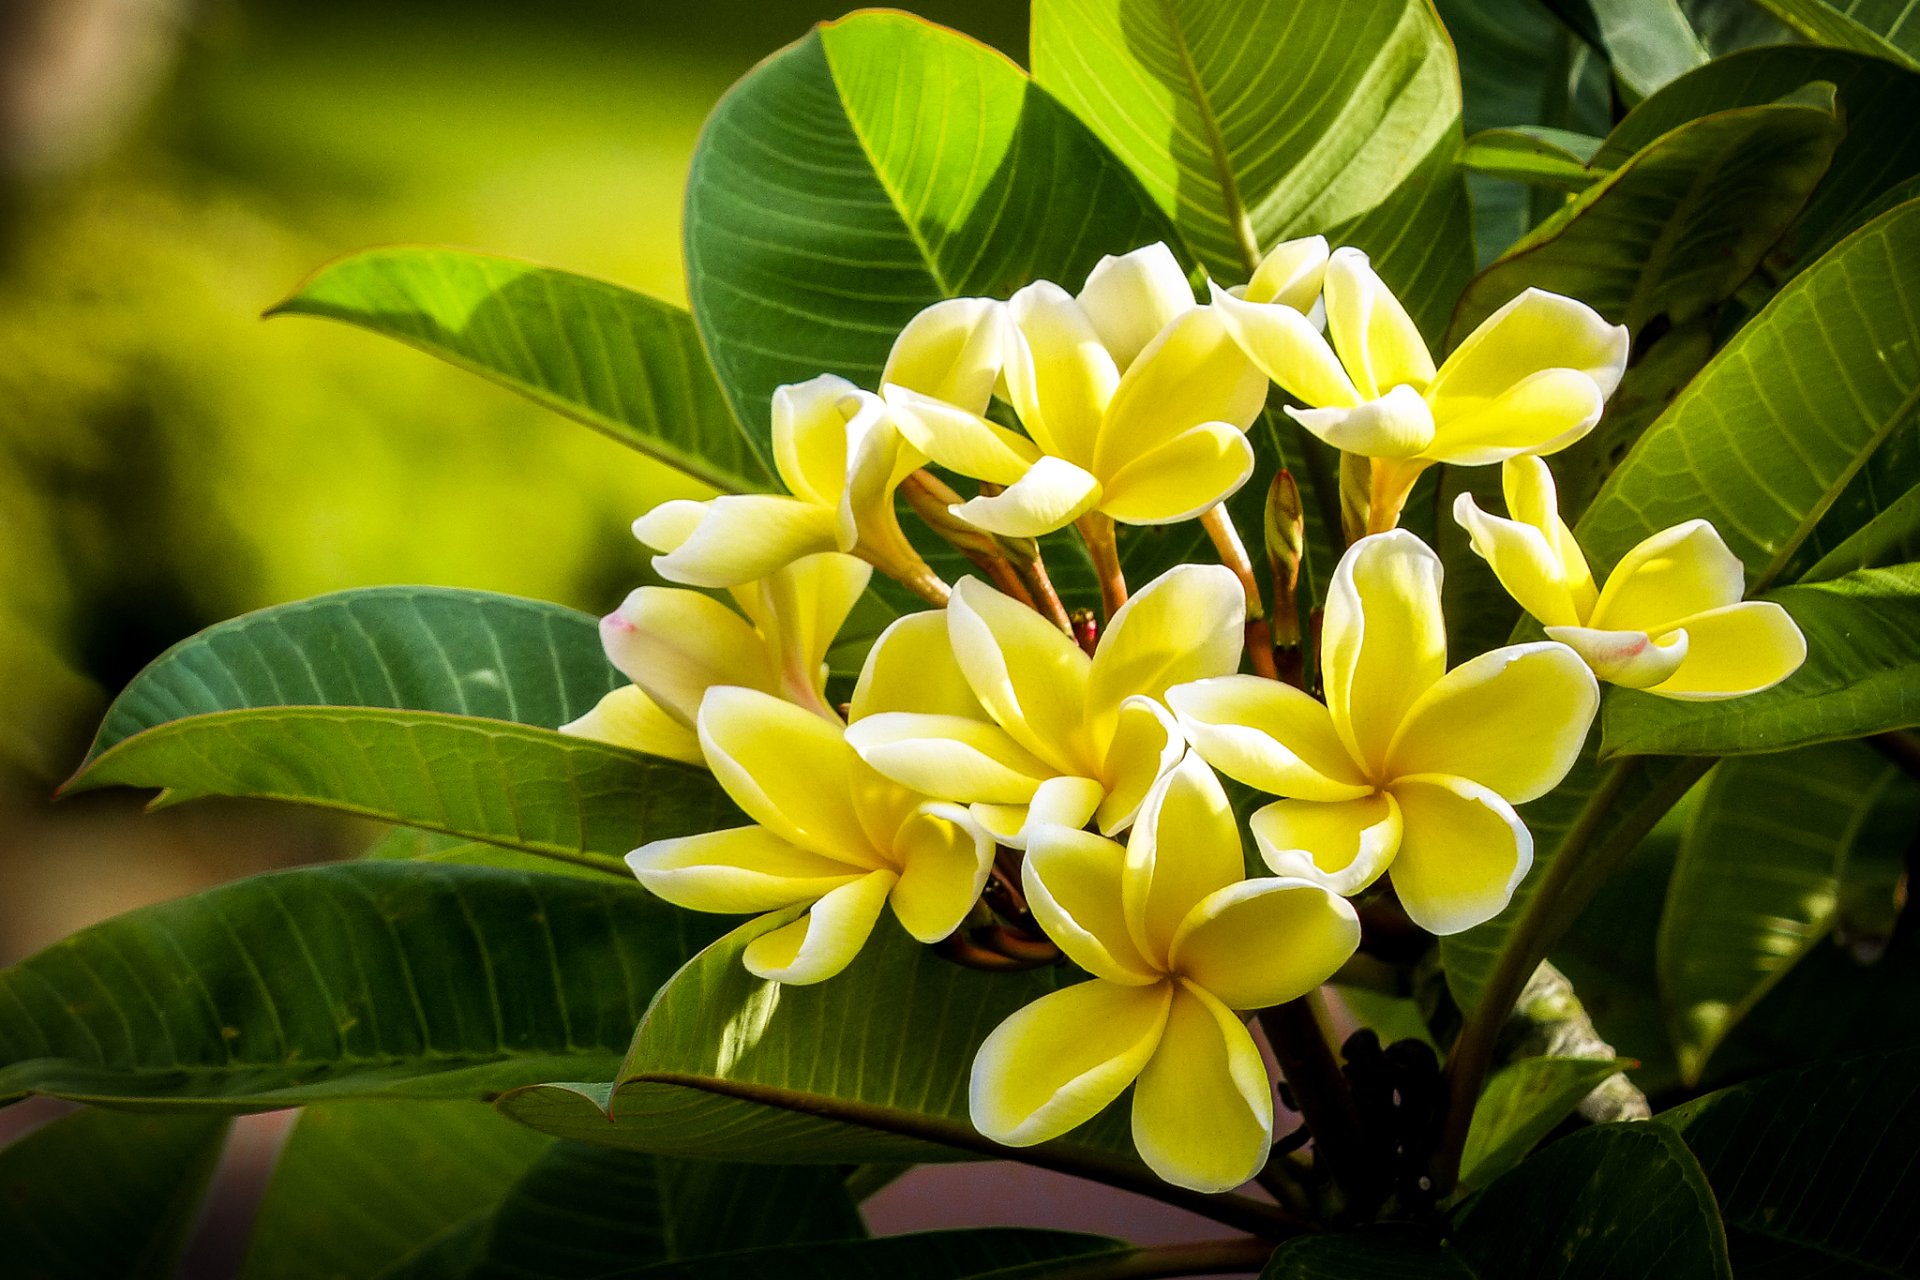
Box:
2 0 1918 1277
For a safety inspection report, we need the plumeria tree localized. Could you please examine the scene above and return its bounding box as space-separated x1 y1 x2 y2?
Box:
6 2 1920 1277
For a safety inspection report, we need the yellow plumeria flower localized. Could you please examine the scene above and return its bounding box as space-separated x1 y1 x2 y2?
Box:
1168 530 1599 935
1454 457 1807 698
970 752 1360 1193
635 299 1004 593
562 552 869 763
626 685 993 984
883 242 1269 538
845 564 1244 847
1213 246 1629 532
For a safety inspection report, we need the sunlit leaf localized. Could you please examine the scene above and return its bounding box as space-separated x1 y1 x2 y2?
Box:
1749 0 1920 69
1458 1056 1634 1190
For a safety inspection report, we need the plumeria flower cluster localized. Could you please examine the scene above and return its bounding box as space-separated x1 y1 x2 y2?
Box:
564 237 1808 1192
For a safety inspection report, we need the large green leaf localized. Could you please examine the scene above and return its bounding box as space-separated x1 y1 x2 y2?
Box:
1656 742 1919 1083
1655 1047 1920 1275
65 587 736 870
1261 1234 1476 1278
385 1146 865 1280
1602 565 1920 757
243 1104 553 1280
1032 0 1473 333
1596 47 1920 274
1457 1056 1633 1190
1750 0 1920 68
0 862 720 1107
269 248 771 494
1452 1124 1731 1278
0 1108 230 1280
684 10 1174 433
606 1230 1124 1280
1554 0 1710 99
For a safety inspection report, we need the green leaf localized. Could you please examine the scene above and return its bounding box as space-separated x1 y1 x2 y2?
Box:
0 862 721 1107
1457 1056 1634 1190
1033 0 1474 333
269 248 772 494
1749 0 1920 69
499 912 1130 1165
1578 202 1920 588
0 1108 230 1280
66 587 736 870
1655 1047 1920 1275
1556 0 1710 99
1456 129 1604 191
1453 1124 1732 1278
684 10 1175 432
243 1104 553 1280
1806 478 1920 578
385 1146 865 1280
1261 1233 1476 1278
603 1230 1124 1280
1601 565 1920 757
1450 89 1841 339
1656 742 1919 1083
1596 46 1920 274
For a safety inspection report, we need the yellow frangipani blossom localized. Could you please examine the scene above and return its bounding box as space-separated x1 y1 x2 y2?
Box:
970 752 1360 1193
626 685 993 984
884 242 1269 538
1168 531 1600 935
635 298 1006 592
562 552 869 763
1213 245 1629 533
1454 457 1807 699
845 564 1244 847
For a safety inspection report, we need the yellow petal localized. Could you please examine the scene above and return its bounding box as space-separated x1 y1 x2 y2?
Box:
1169 878 1362 1010
1450 456 1595 626
888 801 993 943
1387 642 1599 804
1167 675 1371 801
1086 564 1245 742
971 773 1105 850
1323 247 1435 400
743 869 898 984
845 712 1053 804
1131 982 1272 1193
1097 307 1268 476
697 686 885 867
1023 825 1162 984
1428 286 1630 406
1124 753 1245 969
1075 242 1196 371
1643 601 1807 700
645 495 840 589
1248 794 1400 896
1322 530 1448 777
1589 519 1746 634
1544 623 1690 688
1093 696 1184 835
849 610 984 721
560 686 703 765
1386 774 1532 935
1004 280 1119 464
601 589 774 727
882 385 1039 487
771 374 858 506
1095 422 1257 526
842 406 927 556
632 499 706 554
970 978 1172 1147
626 825 868 913
951 455 1105 538
1284 386 1437 459
1423 367 1605 465
882 297 1008 417
1209 280 1357 409
745 552 872 710
1245 235 1330 310
947 576 1094 773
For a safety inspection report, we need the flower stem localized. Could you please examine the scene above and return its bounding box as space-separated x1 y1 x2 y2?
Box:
1077 511 1128 617
1018 1237 1278 1280
999 536 1077 636
1259 991 1375 1211
1202 505 1278 680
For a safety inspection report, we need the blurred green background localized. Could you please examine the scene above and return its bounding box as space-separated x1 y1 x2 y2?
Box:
0 0 1025 958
